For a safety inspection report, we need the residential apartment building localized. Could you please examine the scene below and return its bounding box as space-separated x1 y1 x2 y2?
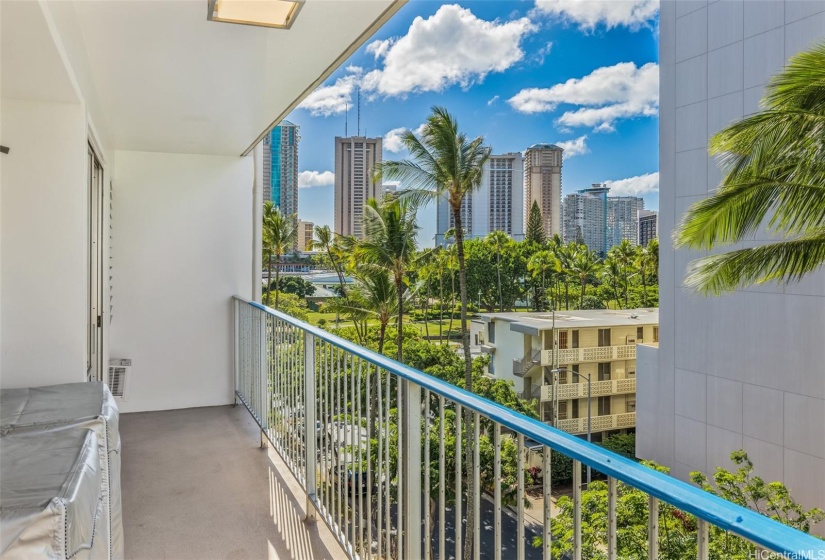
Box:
334 136 383 238
639 0 825 520
435 153 525 246
262 120 299 217
524 144 563 238
563 184 645 256
296 220 314 252
638 210 658 246
472 309 658 439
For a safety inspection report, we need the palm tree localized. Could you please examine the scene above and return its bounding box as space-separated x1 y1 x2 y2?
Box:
527 251 559 312
486 230 512 311
608 239 638 308
262 203 297 309
636 239 658 307
357 197 419 362
569 246 601 308
310 225 348 299
601 257 624 309
374 106 489 560
675 42 825 293
330 265 397 354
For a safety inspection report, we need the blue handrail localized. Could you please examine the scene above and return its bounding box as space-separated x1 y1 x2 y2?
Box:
236 296 825 557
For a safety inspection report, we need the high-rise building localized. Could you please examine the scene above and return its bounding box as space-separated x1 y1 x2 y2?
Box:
333 136 382 238
296 220 314 252
524 144 563 238
563 184 609 255
638 210 658 247
638 0 825 518
562 184 644 256
435 153 524 246
262 121 299 217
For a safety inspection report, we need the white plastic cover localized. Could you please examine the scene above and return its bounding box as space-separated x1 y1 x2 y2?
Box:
0 427 103 559
0 383 122 560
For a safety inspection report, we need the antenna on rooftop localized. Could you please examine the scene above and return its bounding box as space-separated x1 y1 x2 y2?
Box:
357 87 361 137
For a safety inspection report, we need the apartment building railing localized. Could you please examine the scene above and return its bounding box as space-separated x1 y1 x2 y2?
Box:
556 412 637 435
233 297 824 560
540 378 636 402
542 344 637 366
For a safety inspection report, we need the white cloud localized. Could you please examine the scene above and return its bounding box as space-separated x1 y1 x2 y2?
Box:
298 170 335 188
362 4 536 96
533 0 659 31
508 61 658 130
487 95 500 106
604 172 659 196
383 128 408 153
298 70 361 117
556 135 589 157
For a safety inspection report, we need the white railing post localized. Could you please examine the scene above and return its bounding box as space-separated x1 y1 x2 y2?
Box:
259 309 267 447
233 298 239 403
404 379 422 560
303 331 317 521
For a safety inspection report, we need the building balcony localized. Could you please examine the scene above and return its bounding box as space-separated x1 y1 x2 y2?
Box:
555 412 637 435
540 378 636 401
541 344 638 365
479 342 495 355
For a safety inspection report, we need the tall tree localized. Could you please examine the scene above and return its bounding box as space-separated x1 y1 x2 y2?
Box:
310 225 348 299
358 197 419 362
675 42 825 293
486 230 512 312
608 239 638 308
374 106 490 560
262 203 297 309
569 246 601 308
526 200 547 245
527 250 559 312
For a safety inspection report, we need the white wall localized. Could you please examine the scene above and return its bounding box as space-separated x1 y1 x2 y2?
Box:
491 320 528 392
109 151 253 412
0 99 88 388
645 0 825 520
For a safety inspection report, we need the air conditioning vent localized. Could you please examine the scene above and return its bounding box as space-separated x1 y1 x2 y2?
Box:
107 358 131 400
626 337 636 344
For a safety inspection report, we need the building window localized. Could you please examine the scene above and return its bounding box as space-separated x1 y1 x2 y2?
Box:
571 364 579 382
572 330 579 348
653 327 659 342
572 399 579 418
558 402 568 420
598 396 611 416
627 399 636 412
598 362 611 381
558 330 568 349
488 322 495 343
637 327 644 342
598 328 611 347
558 369 568 384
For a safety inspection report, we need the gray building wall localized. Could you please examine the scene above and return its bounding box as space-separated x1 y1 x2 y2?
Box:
639 0 825 521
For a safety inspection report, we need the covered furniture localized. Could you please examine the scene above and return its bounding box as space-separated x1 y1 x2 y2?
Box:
0 383 122 559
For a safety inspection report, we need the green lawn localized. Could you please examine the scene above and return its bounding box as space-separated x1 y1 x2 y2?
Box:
305 311 461 338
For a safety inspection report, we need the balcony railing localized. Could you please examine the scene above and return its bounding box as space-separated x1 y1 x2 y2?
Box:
540 378 637 401
555 412 637 435
513 349 541 377
542 344 637 365
234 296 823 560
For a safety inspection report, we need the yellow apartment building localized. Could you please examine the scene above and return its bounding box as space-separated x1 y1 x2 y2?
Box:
471 309 658 441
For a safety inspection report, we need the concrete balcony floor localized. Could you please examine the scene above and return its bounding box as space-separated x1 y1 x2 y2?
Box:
121 405 345 560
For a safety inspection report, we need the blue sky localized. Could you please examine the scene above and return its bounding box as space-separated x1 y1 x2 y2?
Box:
290 0 660 246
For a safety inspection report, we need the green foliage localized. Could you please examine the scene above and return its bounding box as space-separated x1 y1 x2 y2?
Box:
579 294 606 309
526 201 547 245
272 276 316 298
675 42 825 293
262 291 308 321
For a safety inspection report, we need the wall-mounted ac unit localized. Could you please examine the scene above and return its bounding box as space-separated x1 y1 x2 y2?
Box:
107 358 131 400
626 337 636 344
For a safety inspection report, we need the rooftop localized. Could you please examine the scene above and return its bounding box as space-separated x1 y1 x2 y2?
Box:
477 308 659 335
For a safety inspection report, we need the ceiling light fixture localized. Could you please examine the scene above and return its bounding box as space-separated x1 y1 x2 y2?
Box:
207 0 304 30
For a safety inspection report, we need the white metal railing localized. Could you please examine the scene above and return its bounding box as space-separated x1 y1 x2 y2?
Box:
541 344 637 366
541 378 637 401
233 297 824 560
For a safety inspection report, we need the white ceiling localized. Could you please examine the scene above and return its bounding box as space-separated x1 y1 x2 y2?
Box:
7 0 402 156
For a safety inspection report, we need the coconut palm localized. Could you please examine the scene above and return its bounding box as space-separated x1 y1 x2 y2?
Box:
527 251 559 312
262 203 297 309
608 239 638 308
330 265 397 354
601 257 624 309
675 42 825 293
569 246 601 308
486 230 512 311
373 106 489 560
636 239 659 307
310 225 348 299
357 197 419 361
